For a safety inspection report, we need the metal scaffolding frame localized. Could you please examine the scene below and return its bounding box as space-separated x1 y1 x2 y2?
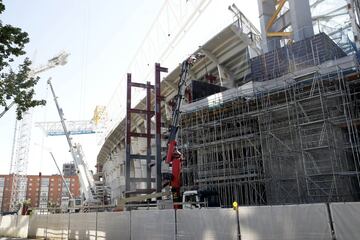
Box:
179 60 360 207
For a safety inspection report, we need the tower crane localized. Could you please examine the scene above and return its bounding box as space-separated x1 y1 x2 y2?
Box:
1 51 69 118
9 51 69 211
47 78 99 206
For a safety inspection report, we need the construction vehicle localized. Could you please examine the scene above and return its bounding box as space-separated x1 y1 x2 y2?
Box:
164 54 205 208
48 78 101 208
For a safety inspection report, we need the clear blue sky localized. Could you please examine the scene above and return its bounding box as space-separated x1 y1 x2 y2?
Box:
0 0 259 175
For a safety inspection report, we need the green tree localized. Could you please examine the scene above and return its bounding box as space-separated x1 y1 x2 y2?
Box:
0 0 45 120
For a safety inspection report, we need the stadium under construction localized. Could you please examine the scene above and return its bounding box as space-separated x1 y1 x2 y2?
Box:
96 0 360 208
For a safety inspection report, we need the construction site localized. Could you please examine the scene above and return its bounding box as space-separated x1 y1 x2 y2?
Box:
178 32 360 205
1 0 360 239
97 0 360 208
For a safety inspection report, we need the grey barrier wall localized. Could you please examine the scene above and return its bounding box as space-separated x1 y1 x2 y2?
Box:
177 209 238 240
330 202 360 240
130 209 175 240
3 202 360 239
97 212 130 240
238 204 332 240
45 213 69 239
28 212 47 237
0 215 29 238
69 212 97 239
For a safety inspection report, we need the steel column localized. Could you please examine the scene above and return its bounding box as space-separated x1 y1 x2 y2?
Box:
155 63 168 192
146 81 152 189
257 0 279 52
258 0 314 52
125 73 132 194
288 0 314 41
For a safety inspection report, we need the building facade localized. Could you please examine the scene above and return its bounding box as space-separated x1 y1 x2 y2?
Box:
0 174 80 212
62 163 76 177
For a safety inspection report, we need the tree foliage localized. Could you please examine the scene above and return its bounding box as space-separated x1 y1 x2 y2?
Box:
0 0 45 120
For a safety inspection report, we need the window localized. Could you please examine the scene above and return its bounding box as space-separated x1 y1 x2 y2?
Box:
41 178 49 186
29 182 32 186
29 179 33 182
51 179 54 182
29 188 32 191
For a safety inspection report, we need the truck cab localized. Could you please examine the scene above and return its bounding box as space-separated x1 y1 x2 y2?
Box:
61 197 82 213
182 189 220 209
182 190 201 209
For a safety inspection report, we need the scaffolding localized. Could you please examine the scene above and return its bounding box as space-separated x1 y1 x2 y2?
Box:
179 56 360 207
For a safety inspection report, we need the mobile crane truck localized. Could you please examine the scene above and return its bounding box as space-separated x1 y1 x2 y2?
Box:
164 54 220 209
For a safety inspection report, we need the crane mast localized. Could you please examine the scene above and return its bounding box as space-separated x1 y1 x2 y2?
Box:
9 52 69 211
47 78 97 204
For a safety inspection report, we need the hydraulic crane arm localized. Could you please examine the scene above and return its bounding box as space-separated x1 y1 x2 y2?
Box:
165 54 203 207
48 78 97 203
166 54 204 163
166 59 191 163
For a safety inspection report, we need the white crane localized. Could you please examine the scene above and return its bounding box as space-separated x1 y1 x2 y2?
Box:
9 52 69 211
47 78 98 205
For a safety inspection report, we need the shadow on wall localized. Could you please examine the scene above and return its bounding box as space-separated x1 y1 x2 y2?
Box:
0 215 29 238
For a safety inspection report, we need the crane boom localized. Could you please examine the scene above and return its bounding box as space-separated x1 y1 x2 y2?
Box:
165 54 203 207
47 78 97 204
8 52 69 211
49 152 74 199
166 54 203 163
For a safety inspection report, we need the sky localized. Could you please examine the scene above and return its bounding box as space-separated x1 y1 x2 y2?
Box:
0 0 260 175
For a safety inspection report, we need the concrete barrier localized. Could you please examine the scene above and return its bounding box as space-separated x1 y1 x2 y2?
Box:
238 204 332 240
97 212 130 240
28 213 48 238
69 212 97 239
177 208 238 240
0 215 29 238
130 209 175 240
330 202 360 240
46 213 69 239
2 202 360 239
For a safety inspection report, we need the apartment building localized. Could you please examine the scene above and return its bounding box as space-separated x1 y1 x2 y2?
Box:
0 174 80 212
